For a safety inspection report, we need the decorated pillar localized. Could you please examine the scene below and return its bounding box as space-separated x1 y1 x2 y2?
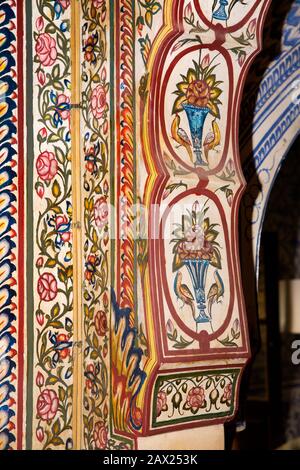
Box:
110 0 271 449
0 0 275 450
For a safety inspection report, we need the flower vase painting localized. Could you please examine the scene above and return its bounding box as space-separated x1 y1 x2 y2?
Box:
168 198 228 335
171 52 223 167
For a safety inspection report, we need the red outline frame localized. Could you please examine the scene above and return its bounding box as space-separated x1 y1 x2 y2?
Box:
113 0 272 439
194 0 262 34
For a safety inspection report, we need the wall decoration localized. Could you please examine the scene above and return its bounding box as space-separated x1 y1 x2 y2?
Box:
30 0 73 450
152 368 240 428
171 199 223 328
0 0 22 451
80 0 110 450
4 0 300 451
171 53 222 167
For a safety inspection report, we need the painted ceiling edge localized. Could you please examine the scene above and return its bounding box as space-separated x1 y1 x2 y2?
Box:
4 0 300 451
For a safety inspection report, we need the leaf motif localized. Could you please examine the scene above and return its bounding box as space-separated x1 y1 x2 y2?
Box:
152 3 161 15
58 386 66 402
45 258 57 268
207 100 220 119
48 321 64 329
145 10 153 28
51 303 60 318
206 229 219 242
93 332 99 349
51 437 64 446
210 247 222 269
46 375 58 386
172 252 184 272
172 95 186 114
91 350 99 360
206 378 212 389
52 419 61 435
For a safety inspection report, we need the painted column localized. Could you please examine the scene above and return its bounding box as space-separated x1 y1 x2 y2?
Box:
0 0 280 450
110 0 271 449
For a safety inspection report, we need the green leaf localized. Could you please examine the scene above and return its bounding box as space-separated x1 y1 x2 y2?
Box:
52 419 61 435
91 350 99 360
48 133 60 143
93 332 99 349
172 252 184 272
92 73 101 83
83 415 89 427
206 378 212 389
145 10 153 28
52 180 61 198
56 35 65 52
52 64 60 79
51 303 60 318
40 332 47 356
45 24 56 34
48 321 64 329
54 146 65 164
53 81 64 92
88 417 94 433
210 247 222 269
51 437 64 446
45 258 57 268
151 3 161 14
58 386 66 402
232 32 251 47
46 375 58 386
58 268 67 283
206 229 219 242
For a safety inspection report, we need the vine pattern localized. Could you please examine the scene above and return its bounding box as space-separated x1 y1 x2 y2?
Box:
154 370 238 425
81 0 110 450
33 0 73 450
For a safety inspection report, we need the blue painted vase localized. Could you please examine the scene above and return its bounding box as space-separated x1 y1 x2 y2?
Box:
184 259 210 323
213 0 229 21
182 103 209 166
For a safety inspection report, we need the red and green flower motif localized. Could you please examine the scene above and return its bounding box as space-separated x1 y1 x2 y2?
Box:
33 0 73 450
153 371 238 426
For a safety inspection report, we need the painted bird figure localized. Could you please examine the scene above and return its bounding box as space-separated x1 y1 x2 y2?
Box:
203 119 221 162
171 114 194 163
174 271 195 320
207 270 224 318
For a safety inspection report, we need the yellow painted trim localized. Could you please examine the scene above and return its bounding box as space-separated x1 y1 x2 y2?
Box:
137 0 176 408
71 0 83 450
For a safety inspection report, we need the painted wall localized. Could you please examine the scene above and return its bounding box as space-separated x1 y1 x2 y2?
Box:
3 0 298 451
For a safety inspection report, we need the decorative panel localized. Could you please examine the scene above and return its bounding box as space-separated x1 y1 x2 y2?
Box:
80 0 111 450
3 0 295 451
30 0 73 450
110 0 271 447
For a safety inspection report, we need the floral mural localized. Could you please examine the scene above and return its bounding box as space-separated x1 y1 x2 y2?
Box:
171 53 222 166
32 0 73 450
0 0 279 450
172 200 224 328
153 369 239 427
